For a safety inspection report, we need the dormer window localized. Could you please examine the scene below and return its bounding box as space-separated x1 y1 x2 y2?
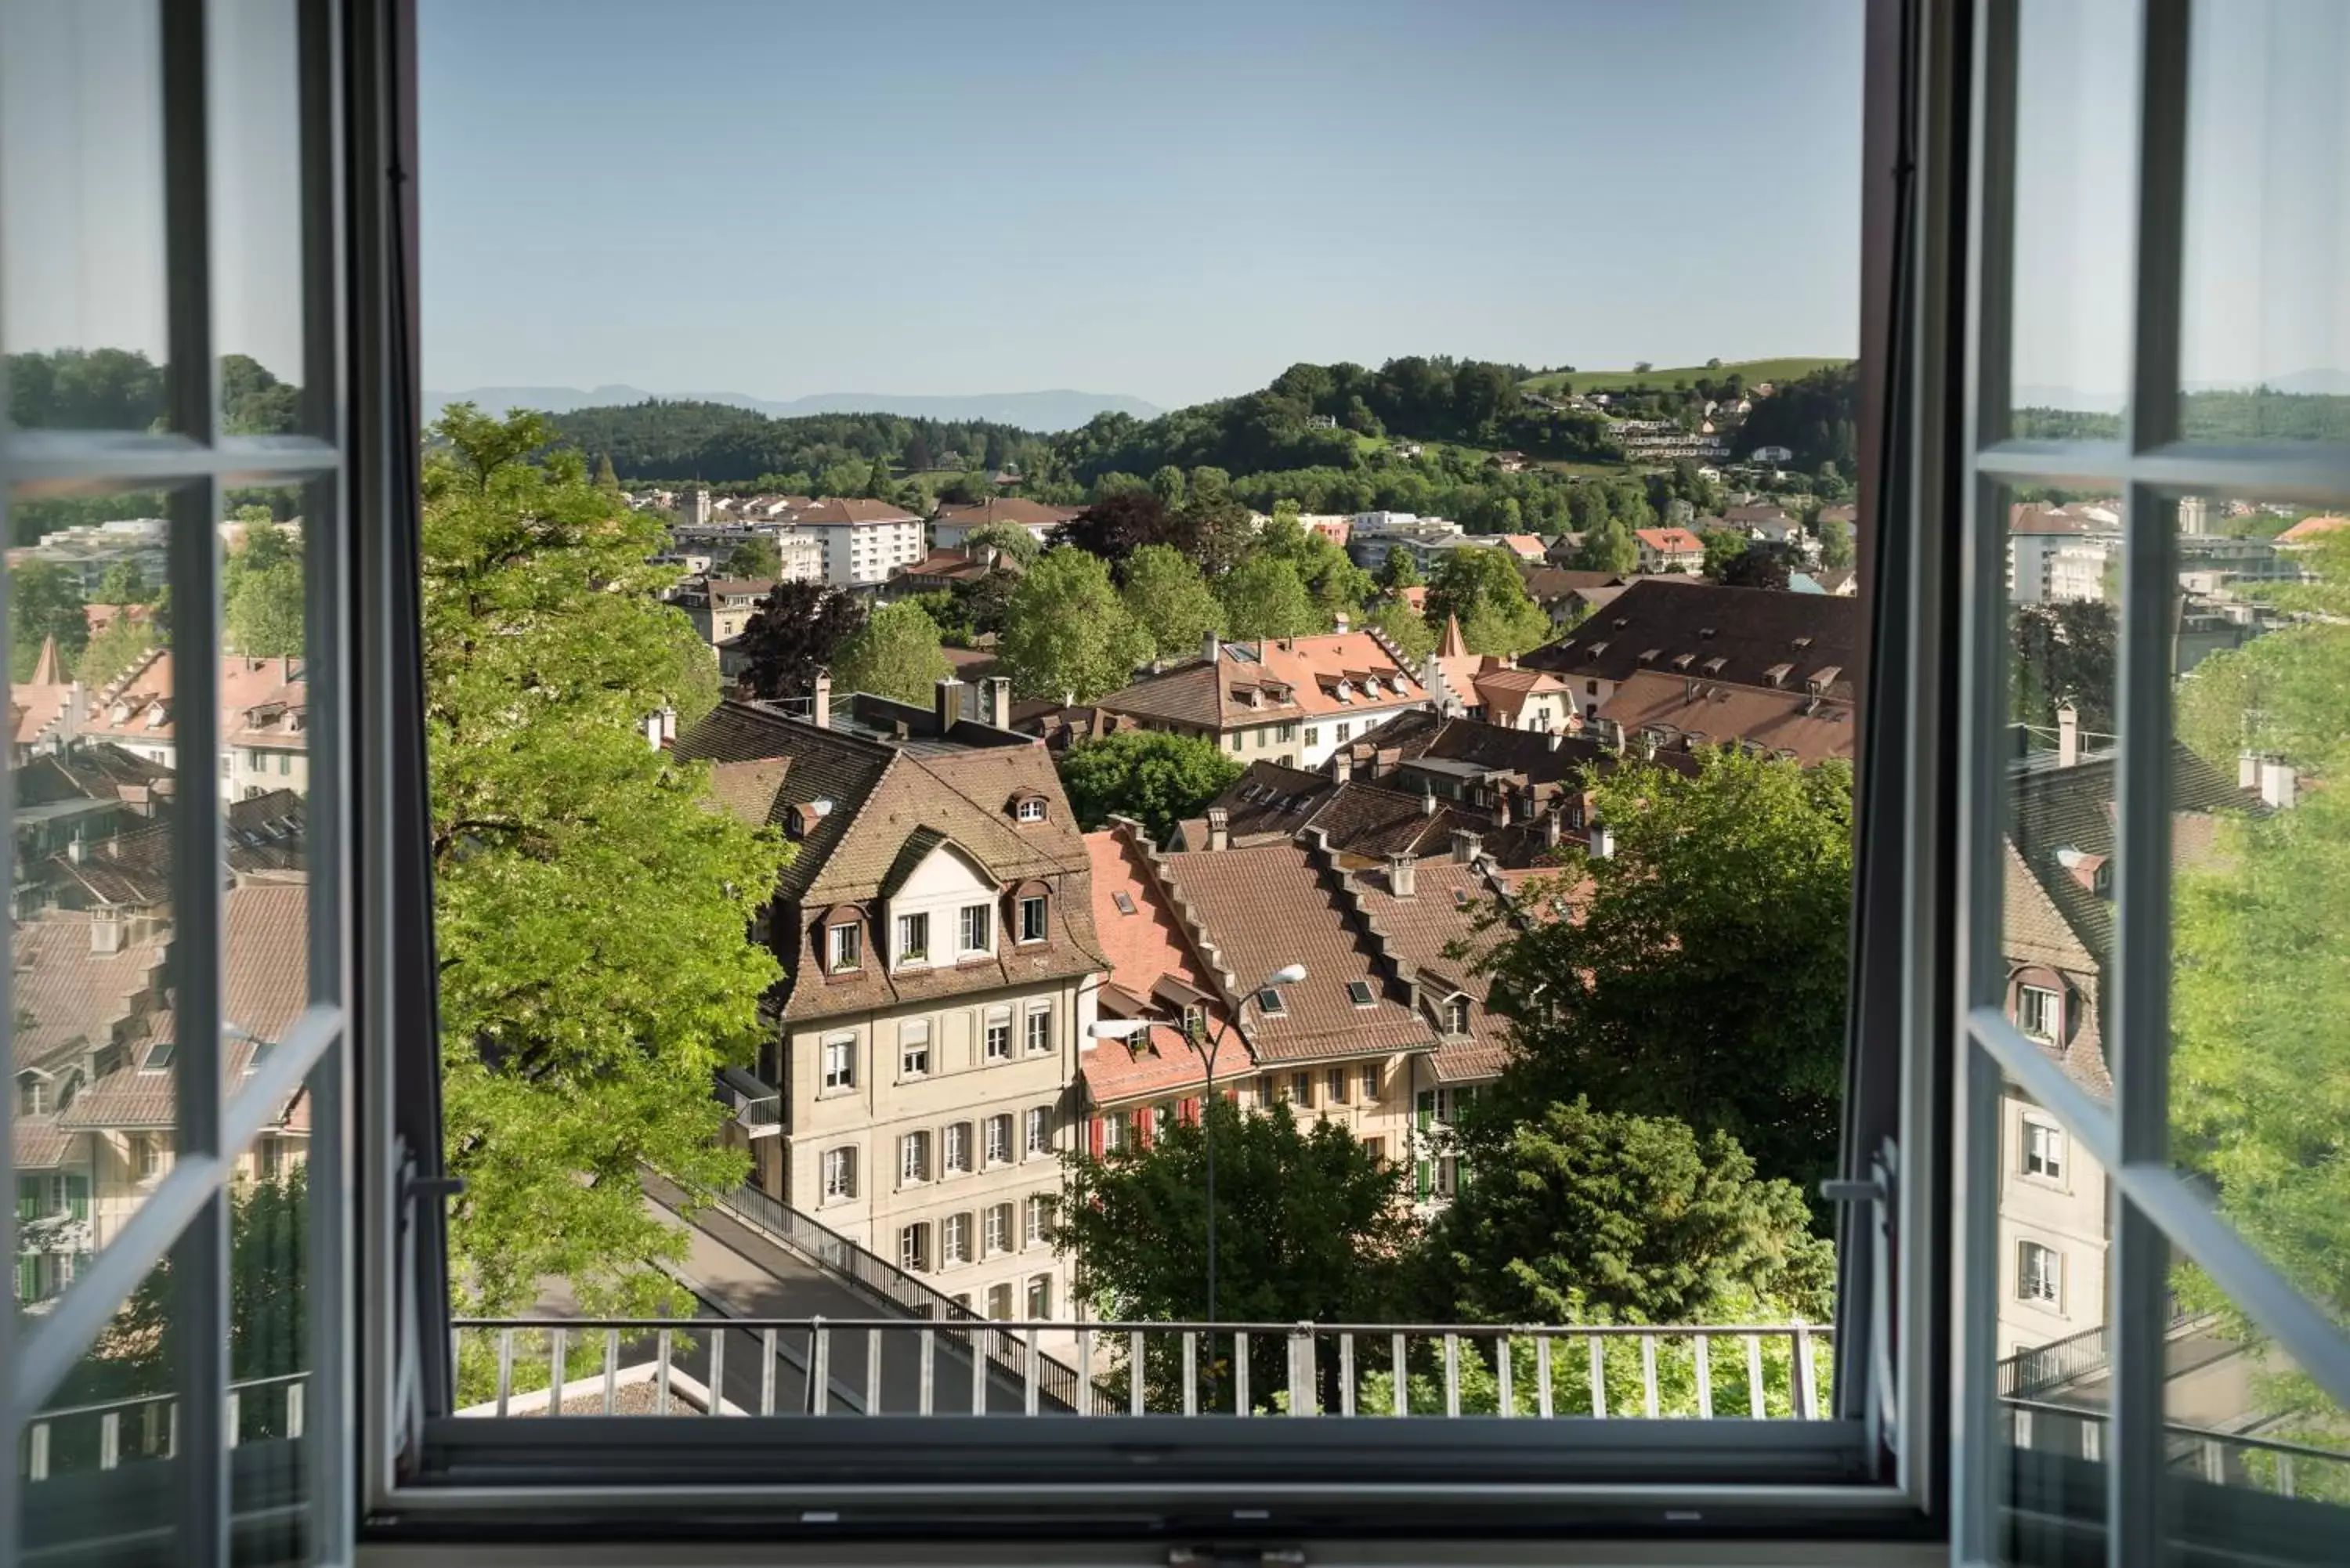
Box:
1444 995 1472 1034
895 911 930 966
1011 793 1047 823
828 919 862 972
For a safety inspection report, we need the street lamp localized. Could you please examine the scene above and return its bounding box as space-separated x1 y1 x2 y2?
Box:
1086 962 1304 1331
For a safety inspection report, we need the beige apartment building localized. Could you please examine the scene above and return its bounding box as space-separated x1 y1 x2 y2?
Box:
676 680 1105 1324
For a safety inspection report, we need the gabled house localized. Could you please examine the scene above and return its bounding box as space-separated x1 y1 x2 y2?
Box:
1094 631 1433 771
1520 578 1861 717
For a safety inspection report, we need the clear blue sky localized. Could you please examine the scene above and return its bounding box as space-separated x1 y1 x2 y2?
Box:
419 0 1867 408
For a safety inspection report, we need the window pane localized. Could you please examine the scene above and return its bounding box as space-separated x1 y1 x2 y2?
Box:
227 1132 310 1566
209 0 313 441
2169 493 2350 1337
1995 490 2124 1094
1991 1078 2111 1564
2007 0 2138 439
16 1252 181 1560
13 488 187 1280
0 0 172 432
2178 0 2350 446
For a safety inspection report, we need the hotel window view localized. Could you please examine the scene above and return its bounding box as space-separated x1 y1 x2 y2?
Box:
2 2 2348 1566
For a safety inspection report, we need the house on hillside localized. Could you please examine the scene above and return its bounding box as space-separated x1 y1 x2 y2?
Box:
1094 631 1432 771
1519 577 1860 718
1633 527 1706 575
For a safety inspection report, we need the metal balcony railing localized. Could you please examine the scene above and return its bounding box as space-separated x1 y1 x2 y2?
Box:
447 1317 1838 1420
19 1372 309 1482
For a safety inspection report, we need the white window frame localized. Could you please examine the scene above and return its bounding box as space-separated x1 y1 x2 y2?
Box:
1024 1105 1050 1157
1023 1194 1052 1248
829 919 862 971
984 1202 1011 1256
1025 1003 1054 1056
1018 894 1048 944
1015 797 1045 822
896 910 931 966
2014 982 2059 1042
899 1130 932 1187
821 1031 857 1092
899 1222 932 1274
2016 1240 2063 1307
821 1146 857 1201
983 1006 1013 1061
942 1212 971 1266
1026 1274 1053 1321
2021 1114 2066 1183
900 1019 931 1079
983 1114 1011 1168
943 1121 972 1176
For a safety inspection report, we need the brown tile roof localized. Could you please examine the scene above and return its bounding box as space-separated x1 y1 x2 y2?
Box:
791 497 921 526
1152 839 1434 1066
70 652 308 751
1098 632 1427 732
1343 854 1514 1082
1519 567 1622 605
1522 579 1861 700
12 912 168 1074
1636 527 1705 553
1597 670 1857 766
933 497 1083 529
1079 828 1231 1107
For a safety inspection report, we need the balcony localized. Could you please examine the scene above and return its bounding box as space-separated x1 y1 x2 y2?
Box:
715 1067 783 1139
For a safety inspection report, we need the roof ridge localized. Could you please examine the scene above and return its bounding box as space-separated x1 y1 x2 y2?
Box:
1303 828 1412 1003
1132 826 1246 1018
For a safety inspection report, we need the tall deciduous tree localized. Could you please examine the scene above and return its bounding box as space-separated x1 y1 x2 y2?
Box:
996 547 1155 701
9 559 89 680
1574 517 1639 576
1060 1100 1414 1408
1425 1099 1834 1327
1218 555 1320 640
1057 729 1242 844
422 406 786 1317
1367 598 1437 664
1817 512 1856 569
733 581 868 701
830 598 953 704
1477 750 1854 1195
1119 544 1226 662
1424 547 1549 656
960 520 1043 567
718 536 782 580
1054 489 1182 565
1376 546 1424 591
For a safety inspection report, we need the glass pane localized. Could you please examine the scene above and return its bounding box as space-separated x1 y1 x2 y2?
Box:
229 1125 310 1566
2178 0 2350 445
2007 0 2138 440
1993 1078 2112 1563
0 0 172 432
16 1251 180 1558
1994 490 2124 1074
12 486 186 1282
219 485 312 1125
210 0 311 440
2163 1241 2350 1561
2170 493 2350 1335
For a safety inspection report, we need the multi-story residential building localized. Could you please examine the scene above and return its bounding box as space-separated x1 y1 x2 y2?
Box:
1633 526 1706 574
1520 578 1860 720
1343 513 1470 573
1424 616 1580 732
673 680 1104 1324
788 498 926 588
14 649 310 799
929 498 1083 551
1594 669 1858 767
1095 631 1432 771
672 576 780 654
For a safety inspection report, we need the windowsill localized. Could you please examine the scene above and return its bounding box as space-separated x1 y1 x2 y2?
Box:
2018 1171 2069 1192
819 1086 857 1099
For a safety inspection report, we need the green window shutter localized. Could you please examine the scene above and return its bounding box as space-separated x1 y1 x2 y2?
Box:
66 1174 89 1222
1415 1160 1431 1201
16 1254 34 1304
16 1176 37 1223
1415 1091 1434 1133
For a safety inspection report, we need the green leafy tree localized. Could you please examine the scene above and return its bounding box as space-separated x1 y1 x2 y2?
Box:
1367 597 1437 665
996 547 1155 701
1059 1100 1415 1410
1149 464 1188 508
1719 542 1795 593
93 560 155 605
226 559 306 658
9 558 89 680
76 606 161 685
1426 1099 1834 1327
592 452 623 495
1256 501 1374 622
1424 547 1549 656
1478 750 1854 1195
718 536 783 579
2010 601 2117 742
1057 729 1242 844
1376 546 1424 591
960 520 1043 568
1219 555 1321 640
1572 517 1639 576
422 405 786 1318
1701 528 1752 581
830 598 953 704
1119 544 1226 662
1818 513 1856 569
734 581 868 702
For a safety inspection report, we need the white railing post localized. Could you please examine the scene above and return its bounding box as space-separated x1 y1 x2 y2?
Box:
811 1319 831 1414
1588 1335 1607 1419
548 1328 569 1418
27 1421 49 1482
1390 1333 1408 1418
99 1411 121 1471
866 1327 882 1414
1024 1328 1040 1417
1746 1333 1766 1416
1443 1333 1461 1418
1694 1334 1712 1419
708 1328 726 1416
1791 1325 1816 1420
225 1392 241 1449
761 1328 778 1416
1130 1330 1146 1416
286 1378 305 1440
656 1328 673 1415
1078 1329 1094 1417
605 1329 621 1414
1182 1331 1199 1417
1640 1335 1659 1418
920 1328 936 1417
1496 1335 1514 1418
1339 1332 1357 1417
1234 1331 1250 1416
1536 1334 1554 1419
1289 1323 1315 1417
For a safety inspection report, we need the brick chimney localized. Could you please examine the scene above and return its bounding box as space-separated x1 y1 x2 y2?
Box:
935 676 965 733
1386 851 1415 898
2261 758 2300 810
1451 829 1481 865
812 673 832 729
1589 821 1616 859
984 675 1012 729
2056 702 2080 768
1332 750 1353 783
1206 807 1230 852
1202 630 1221 665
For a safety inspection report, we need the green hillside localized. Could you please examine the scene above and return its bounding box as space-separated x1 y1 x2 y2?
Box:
1524 357 1851 396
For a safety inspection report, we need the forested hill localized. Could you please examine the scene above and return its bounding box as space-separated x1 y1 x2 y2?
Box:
541 400 1056 489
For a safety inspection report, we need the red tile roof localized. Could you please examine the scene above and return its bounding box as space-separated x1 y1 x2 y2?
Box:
1098 632 1428 732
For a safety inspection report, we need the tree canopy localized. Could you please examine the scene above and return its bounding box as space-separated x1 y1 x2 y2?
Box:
1218 555 1321 641
1056 729 1242 845
421 405 786 1317
1423 547 1550 656
1118 544 1226 663
830 598 953 704
996 547 1155 702
1477 749 1855 1198
9 558 89 681
732 581 868 702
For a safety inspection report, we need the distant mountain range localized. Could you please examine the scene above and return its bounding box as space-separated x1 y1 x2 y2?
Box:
423 384 1160 432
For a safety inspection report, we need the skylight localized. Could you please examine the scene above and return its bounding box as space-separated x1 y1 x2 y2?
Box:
141 1040 175 1072
1256 988 1287 1016
1112 891 1137 916
1345 980 1375 1006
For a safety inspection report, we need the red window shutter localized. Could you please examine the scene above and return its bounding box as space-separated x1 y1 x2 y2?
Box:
1089 1117 1104 1158
1181 1097 1201 1125
1137 1111 1154 1149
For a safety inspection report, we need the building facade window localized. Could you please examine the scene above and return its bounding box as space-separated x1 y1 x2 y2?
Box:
821 1146 856 1201
900 1130 932 1186
1303 725 1319 746
896 911 930 965
1291 1071 1313 1107
984 1203 1012 1255
1023 1194 1052 1247
984 1006 1012 1061
900 1223 931 1274
1103 1115 1127 1152
958 903 992 955
986 1283 1014 1321
900 1019 931 1078
1024 1106 1050 1156
2018 1240 2063 1306
1015 797 1046 822
1361 1064 1381 1103
2023 1115 2066 1182
1018 894 1047 943
1336 722 1351 742
984 1115 1012 1166
1325 1068 1347 1104
942 1212 971 1266
1025 1003 1053 1055
822 1031 856 1091
1276 721 1295 742
1027 1274 1053 1320
1444 995 1473 1034
2016 982 2060 1042
943 1121 972 1175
